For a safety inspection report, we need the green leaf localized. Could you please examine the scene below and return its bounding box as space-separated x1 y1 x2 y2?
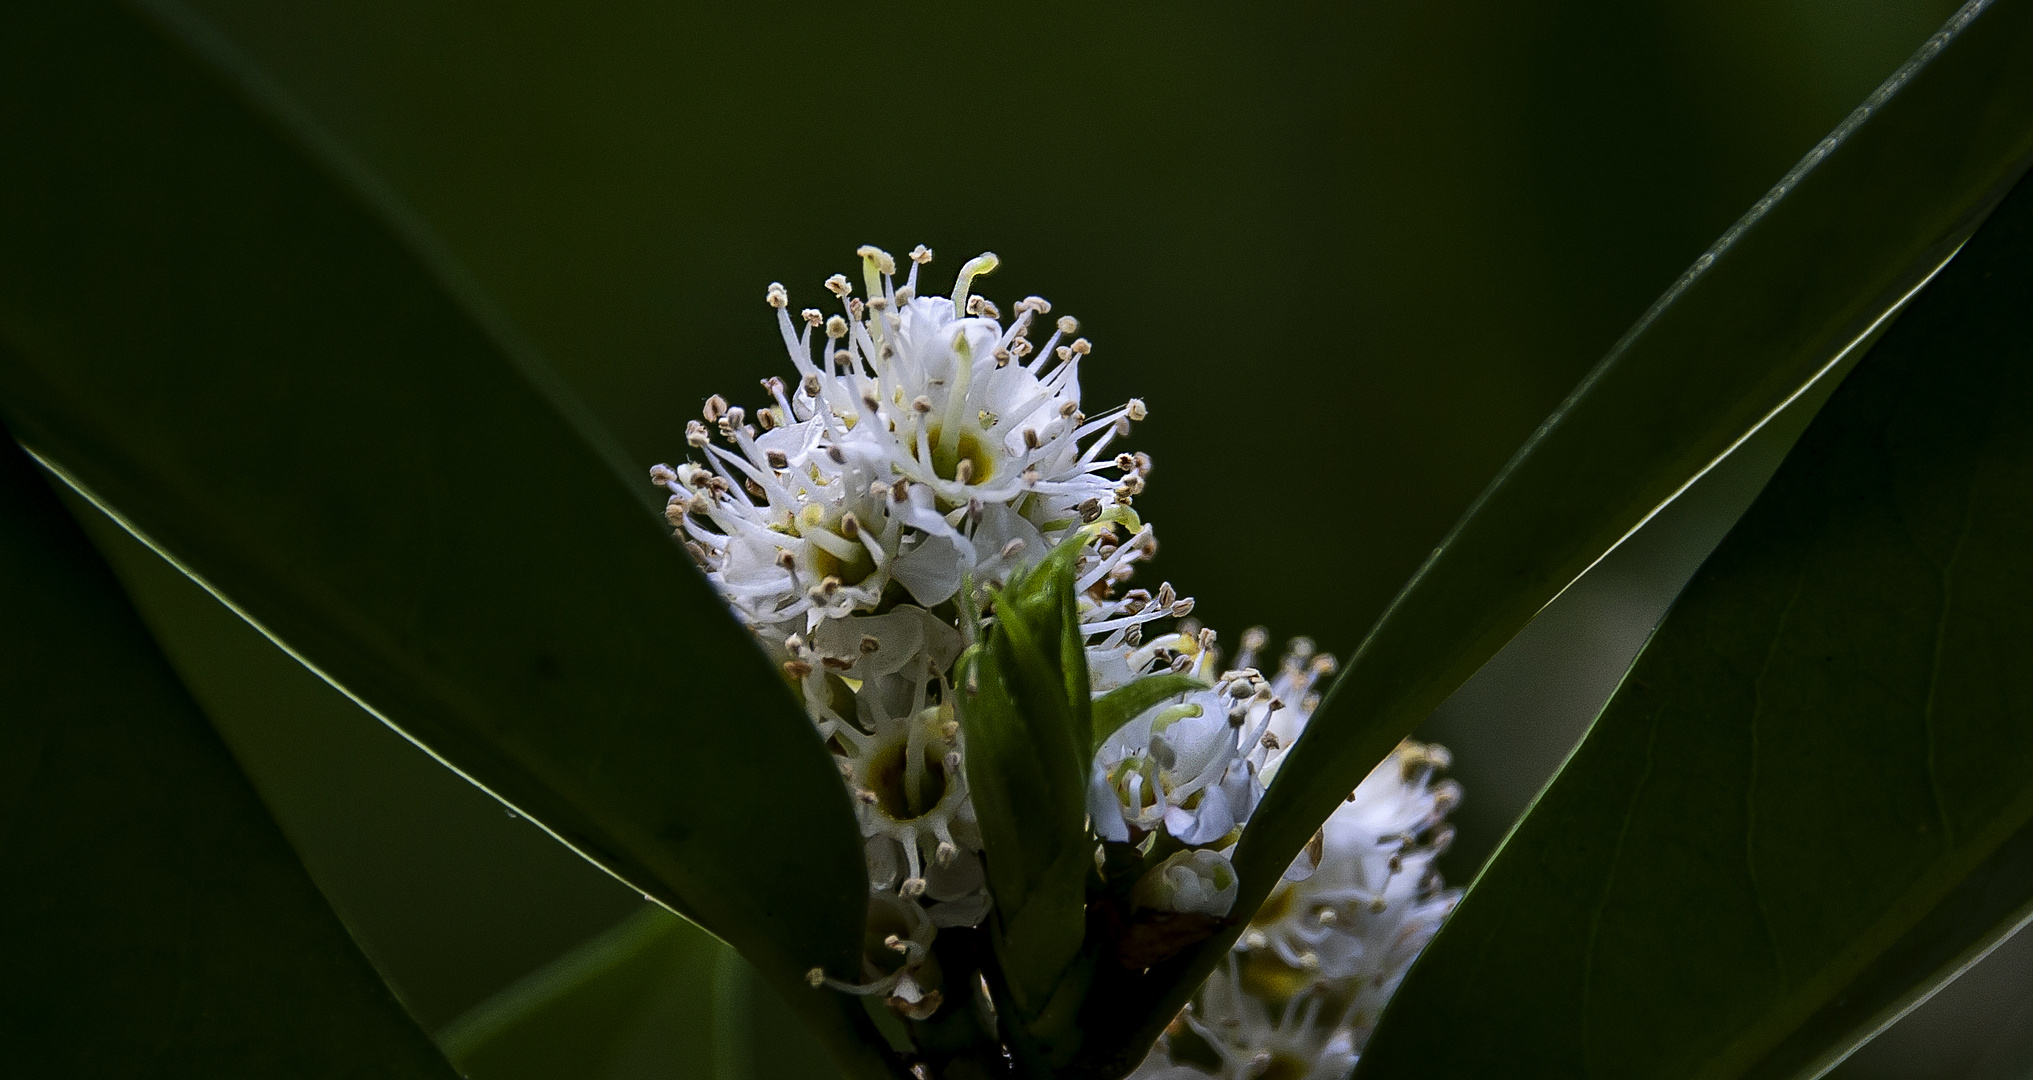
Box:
437 902 846 1080
1090 674 1212 757
1358 156 2033 1078
0 0 883 1073
960 551 1096 1037
1069 3 2033 1072
0 431 458 1076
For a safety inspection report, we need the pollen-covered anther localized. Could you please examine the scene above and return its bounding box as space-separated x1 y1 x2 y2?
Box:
954 459 975 484
993 347 1012 366
806 967 826 988
1070 338 1092 356
822 656 854 671
1001 538 1027 559
775 551 796 571
912 396 933 414
1127 399 1149 422
685 421 709 448
859 635 880 654
766 449 789 470
824 274 852 297
827 445 847 465
1011 338 1034 358
767 282 788 308
783 659 813 678
824 315 848 339
1055 346 1073 362
1057 315 1079 334
801 373 820 397
936 841 958 867
1021 465 1041 486
801 308 823 328
703 395 729 423
900 877 927 899
908 244 933 264
1058 400 1079 418
839 512 862 540
1023 428 1043 451
649 464 677 486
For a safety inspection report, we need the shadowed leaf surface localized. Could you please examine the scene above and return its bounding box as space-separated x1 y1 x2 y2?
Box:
1359 160 2033 1080
0 431 459 1077
0 0 880 1072
1075 4 2033 1069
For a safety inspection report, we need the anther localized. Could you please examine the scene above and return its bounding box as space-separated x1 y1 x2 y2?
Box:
859 634 879 654
909 245 933 265
839 513 861 540
1070 338 1092 355
765 449 788 470
1058 401 1078 418
954 459 974 484
826 315 848 339
1022 428 1042 451
827 445 846 464
1000 538 1026 559
703 395 729 422
1127 399 1148 422
824 274 851 297
911 396 933 414
686 420 709 448
649 464 678 486
1055 345 1073 362
801 373 820 397
936 841 958 866
1056 316 1078 334
900 877 927 898
806 967 826 988
801 308 823 328
856 245 897 276
767 283 788 309
783 659 813 678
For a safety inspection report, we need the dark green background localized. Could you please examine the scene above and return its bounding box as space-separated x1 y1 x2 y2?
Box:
62 1 2028 1075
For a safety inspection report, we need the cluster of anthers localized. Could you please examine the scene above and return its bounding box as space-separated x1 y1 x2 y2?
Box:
653 245 1198 1018
656 247 1462 1067
1130 629 1462 1079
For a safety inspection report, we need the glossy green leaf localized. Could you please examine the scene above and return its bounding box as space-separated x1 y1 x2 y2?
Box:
1091 674 1211 756
1359 159 2033 1079
0 432 458 1076
961 546 1096 1046
1070 2 2033 1070
438 904 844 1080
0 0 883 1073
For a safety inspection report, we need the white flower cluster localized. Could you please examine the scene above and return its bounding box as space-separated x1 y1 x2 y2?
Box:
660 247 1461 1052
654 246 1199 1017
1127 634 1462 1079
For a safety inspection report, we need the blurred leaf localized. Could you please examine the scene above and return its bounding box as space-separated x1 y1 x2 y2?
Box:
0 0 884 1073
440 903 844 1080
1360 158 2033 1078
0 429 457 1077
1075 1 2033 1070
438 906 722 1080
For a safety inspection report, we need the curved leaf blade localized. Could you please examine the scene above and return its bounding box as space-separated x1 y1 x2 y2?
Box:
0 0 880 1070
0 432 459 1077
1071 3 2033 1069
1243 0 2033 906
1359 159 2033 1079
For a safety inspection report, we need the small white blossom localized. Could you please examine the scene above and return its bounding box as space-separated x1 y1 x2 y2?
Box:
1121 635 1462 1078
1132 849 1240 917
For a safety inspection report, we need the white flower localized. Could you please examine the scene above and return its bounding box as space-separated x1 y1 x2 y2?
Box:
1125 634 1463 1077
1089 667 1278 846
665 246 1200 1007
1132 849 1241 917
1131 959 1359 1080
